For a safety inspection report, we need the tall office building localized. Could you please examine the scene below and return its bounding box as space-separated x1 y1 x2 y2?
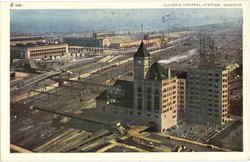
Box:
186 34 230 127
186 68 230 127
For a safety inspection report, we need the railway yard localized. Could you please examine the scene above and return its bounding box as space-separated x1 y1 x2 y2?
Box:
10 24 243 153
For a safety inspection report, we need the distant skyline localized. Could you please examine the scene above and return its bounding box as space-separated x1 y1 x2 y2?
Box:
11 8 242 34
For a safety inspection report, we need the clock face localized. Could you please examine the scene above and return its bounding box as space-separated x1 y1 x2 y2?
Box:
137 60 142 64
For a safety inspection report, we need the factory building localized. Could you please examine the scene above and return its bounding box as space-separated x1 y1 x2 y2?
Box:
11 43 69 60
63 37 104 48
107 38 166 49
10 35 46 46
96 41 183 132
186 67 230 127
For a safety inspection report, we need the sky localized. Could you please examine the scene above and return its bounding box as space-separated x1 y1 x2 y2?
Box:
10 8 242 34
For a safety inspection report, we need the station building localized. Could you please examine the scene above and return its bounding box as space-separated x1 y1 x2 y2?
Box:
96 41 186 132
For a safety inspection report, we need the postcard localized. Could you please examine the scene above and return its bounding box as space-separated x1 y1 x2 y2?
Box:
0 0 249 161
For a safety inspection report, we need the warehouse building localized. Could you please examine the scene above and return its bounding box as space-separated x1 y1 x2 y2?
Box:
63 37 104 48
10 35 46 46
11 43 69 60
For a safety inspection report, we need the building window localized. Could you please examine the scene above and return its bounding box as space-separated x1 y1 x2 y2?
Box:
137 98 143 110
147 101 151 111
155 89 159 95
154 107 159 113
154 95 160 113
137 86 142 92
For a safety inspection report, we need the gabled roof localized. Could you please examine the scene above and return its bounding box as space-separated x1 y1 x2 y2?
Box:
96 80 134 108
146 63 170 80
134 41 150 58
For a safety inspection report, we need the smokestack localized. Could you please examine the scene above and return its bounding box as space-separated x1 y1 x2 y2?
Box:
168 68 171 79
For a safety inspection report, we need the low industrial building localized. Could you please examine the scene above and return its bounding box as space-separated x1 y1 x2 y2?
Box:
11 43 69 60
63 37 104 48
107 37 166 49
68 46 104 57
10 35 46 46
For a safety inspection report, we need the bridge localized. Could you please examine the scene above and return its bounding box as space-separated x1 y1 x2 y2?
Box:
51 77 111 88
11 71 62 91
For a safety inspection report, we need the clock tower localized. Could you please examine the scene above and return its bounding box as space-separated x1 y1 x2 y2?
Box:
133 41 150 80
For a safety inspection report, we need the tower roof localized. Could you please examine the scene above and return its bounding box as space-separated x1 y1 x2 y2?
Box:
134 41 150 58
146 63 170 80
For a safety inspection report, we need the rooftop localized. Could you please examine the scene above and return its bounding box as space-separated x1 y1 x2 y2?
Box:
96 80 134 108
11 43 68 49
173 71 187 79
133 41 150 58
11 36 44 41
146 63 170 81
